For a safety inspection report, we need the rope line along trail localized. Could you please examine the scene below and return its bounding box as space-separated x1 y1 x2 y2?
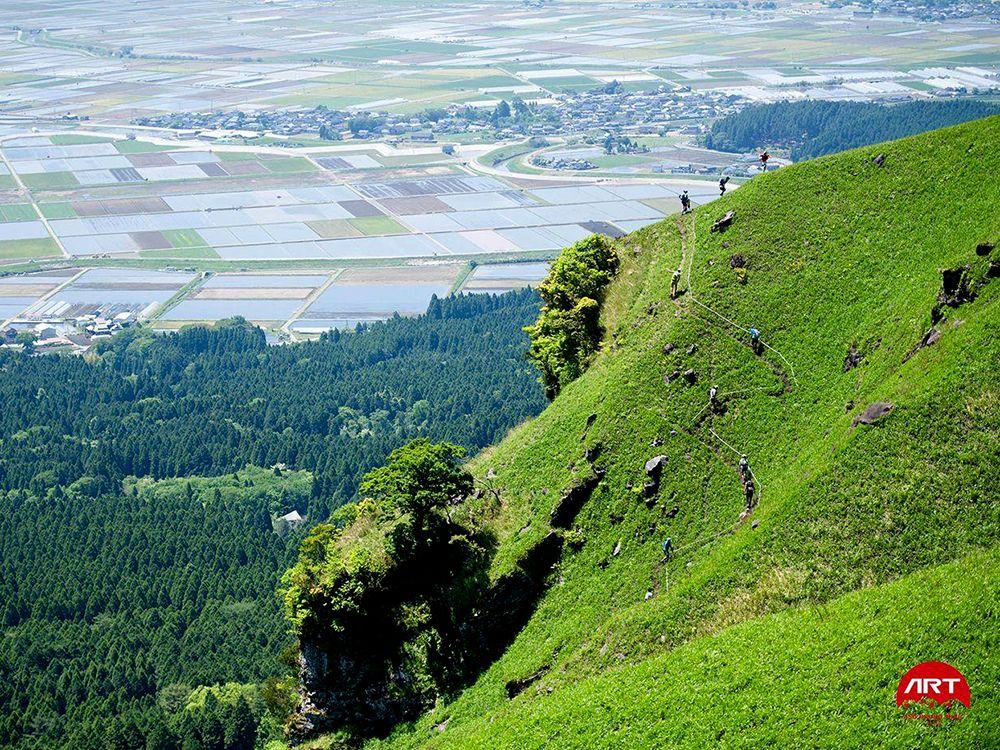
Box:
651 207 799 588
683 212 799 387
687 385 779 429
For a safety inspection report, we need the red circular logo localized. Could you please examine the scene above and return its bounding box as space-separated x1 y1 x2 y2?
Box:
896 661 970 709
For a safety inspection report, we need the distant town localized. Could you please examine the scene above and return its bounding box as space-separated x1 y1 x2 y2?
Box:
133 84 740 145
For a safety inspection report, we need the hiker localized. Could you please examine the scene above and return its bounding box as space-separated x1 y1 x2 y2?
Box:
662 537 673 560
759 151 770 172
708 385 719 409
739 454 749 480
719 176 730 196
748 327 762 355
680 190 691 213
744 478 755 510
670 267 681 299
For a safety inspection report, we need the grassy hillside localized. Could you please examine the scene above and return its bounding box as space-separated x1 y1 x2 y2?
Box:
296 117 999 748
383 549 999 749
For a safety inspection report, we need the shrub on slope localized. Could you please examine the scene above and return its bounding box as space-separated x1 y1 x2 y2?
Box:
524 234 619 399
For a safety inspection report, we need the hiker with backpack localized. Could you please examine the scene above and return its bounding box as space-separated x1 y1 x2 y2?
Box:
759 151 770 172
719 176 730 196
748 327 762 355
670 268 681 299
680 191 691 213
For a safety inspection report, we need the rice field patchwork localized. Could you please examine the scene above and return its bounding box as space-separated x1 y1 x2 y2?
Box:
0 134 698 263
162 272 331 323
16 267 195 322
0 268 77 322
146 265 470 331
460 261 549 294
0 0 992 130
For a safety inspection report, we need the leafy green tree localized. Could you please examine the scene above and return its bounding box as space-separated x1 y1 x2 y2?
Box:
491 100 511 125
14 330 35 353
360 439 472 531
525 235 620 398
222 697 256 750
144 721 178 750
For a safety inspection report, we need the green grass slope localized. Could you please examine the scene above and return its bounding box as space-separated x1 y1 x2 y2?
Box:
390 550 999 749
358 117 1000 748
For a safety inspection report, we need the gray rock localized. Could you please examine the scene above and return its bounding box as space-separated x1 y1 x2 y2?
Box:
852 401 894 427
711 210 735 233
843 343 863 372
645 455 668 477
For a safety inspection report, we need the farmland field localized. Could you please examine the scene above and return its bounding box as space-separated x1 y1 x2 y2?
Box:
0 130 711 336
0 0 994 336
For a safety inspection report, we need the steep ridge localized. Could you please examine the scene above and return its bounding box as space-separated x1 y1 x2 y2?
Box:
297 117 999 748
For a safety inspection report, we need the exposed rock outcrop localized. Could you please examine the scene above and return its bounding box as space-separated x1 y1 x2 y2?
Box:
505 667 549 699
711 210 735 233
843 343 863 372
852 401 894 427
551 469 604 529
934 266 973 320
644 455 669 478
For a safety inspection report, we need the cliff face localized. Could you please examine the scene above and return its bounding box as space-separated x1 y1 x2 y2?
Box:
289 479 597 739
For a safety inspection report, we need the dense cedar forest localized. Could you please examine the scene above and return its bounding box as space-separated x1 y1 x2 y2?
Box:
0 289 544 518
704 99 998 160
0 289 546 750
